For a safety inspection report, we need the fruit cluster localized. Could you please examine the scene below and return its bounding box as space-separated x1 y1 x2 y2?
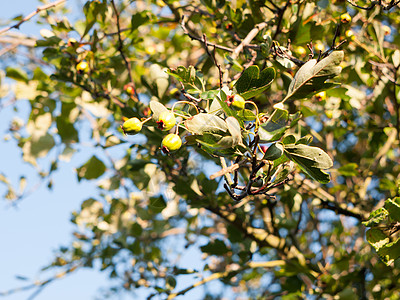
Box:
121 109 181 154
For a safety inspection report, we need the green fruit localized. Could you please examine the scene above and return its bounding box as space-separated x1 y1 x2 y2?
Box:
157 111 176 131
231 94 245 110
161 133 182 153
121 117 142 135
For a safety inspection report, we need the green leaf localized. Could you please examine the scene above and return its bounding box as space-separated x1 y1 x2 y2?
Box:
338 163 359 177
234 66 275 99
366 229 389 252
284 144 333 169
283 144 333 184
363 208 389 227
258 108 289 142
377 237 400 266
283 51 344 102
385 197 400 222
237 109 256 121
225 116 242 146
263 143 284 161
131 11 150 32
200 239 229 255
6 67 28 83
76 155 106 181
185 113 228 134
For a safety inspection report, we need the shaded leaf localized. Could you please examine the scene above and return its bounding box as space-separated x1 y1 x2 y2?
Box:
77 155 106 181
258 108 289 142
283 51 344 102
234 66 275 99
185 113 228 134
363 208 389 227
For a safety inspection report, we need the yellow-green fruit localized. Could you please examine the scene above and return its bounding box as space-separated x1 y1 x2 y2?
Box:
231 94 245 110
314 42 324 52
126 86 135 95
296 46 307 56
161 134 182 153
340 13 351 23
157 111 176 131
121 117 142 135
76 61 89 73
315 91 326 101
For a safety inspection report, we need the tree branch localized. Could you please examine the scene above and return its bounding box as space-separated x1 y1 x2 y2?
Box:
0 0 67 36
167 260 285 299
110 0 140 102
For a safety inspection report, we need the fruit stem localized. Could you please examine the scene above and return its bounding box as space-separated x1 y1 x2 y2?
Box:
245 100 260 129
171 101 199 115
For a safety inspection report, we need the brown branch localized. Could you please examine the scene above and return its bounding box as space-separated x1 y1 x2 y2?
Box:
0 0 67 36
272 0 291 40
167 260 285 299
180 16 234 52
347 0 400 10
231 22 268 60
110 0 139 102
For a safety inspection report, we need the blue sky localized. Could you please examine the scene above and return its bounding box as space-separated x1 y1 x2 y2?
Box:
0 1 126 299
0 2 216 299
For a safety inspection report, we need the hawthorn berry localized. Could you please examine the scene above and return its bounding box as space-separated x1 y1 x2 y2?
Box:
121 117 142 135
226 94 245 110
157 111 176 131
161 134 182 153
340 13 351 23
76 61 89 73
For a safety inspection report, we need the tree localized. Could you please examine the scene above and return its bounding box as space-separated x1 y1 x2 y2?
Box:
1 0 400 298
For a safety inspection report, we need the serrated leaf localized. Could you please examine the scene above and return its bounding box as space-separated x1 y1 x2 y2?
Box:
377 237 400 266
366 228 389 252
363 208 389 227
385 197 400 222
185 113 228 134
283 51 344 102
234 66 275 99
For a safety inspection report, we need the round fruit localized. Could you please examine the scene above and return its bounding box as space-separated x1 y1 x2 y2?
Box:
157 111 176 131
161 134 182 153
126 86 135 95
121 117 142 135
340 13 351 23
76 61 89 73
314 42 324 52
315 91 326 101
296 46 307 56
67 38 77 46
230 94 245 110
345 30 354 39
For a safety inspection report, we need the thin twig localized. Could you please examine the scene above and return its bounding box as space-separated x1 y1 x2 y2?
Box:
0 0 67 35
110 0 140 102
167 260 285 299
180 16 234 52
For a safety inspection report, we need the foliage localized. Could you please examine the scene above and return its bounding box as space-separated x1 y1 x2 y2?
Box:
1 0 400 299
